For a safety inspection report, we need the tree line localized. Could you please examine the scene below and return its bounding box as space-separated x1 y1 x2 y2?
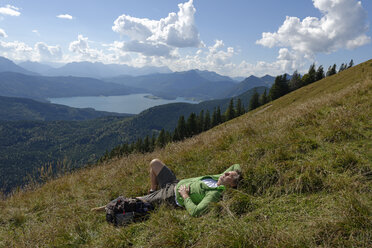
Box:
98 59 354 163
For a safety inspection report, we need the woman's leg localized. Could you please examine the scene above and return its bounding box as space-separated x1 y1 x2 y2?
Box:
149 159 165 191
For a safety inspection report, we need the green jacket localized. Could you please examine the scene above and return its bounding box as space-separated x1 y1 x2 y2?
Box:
175 164 241 217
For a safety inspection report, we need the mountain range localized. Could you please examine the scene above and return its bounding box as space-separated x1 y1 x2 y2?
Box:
18 60 172 78
0 56 276 102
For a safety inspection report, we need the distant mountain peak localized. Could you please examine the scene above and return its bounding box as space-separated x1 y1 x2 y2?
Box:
0 56 38 76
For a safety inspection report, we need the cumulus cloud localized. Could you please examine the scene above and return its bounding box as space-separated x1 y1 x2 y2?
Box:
121 40 173 57
256 0 370 56
112 0 200 57
35 42 62 61
57 14 73 20
0 40 33 60
0 5 20 16
0 28 7 38
69 35 105 61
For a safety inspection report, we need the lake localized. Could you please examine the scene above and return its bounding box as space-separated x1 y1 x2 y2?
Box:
49 94 199 114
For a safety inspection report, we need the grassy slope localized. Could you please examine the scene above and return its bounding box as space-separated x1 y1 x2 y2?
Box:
0 60 371 247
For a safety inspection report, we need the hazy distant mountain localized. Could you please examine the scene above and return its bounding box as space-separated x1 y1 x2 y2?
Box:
18 61 55 74
232 76 245 82
0 72 147 101
0 56 38 75
105 70 237 100
192 69 235 82
38 61 172 78
0 95 132 121
225 75 275 97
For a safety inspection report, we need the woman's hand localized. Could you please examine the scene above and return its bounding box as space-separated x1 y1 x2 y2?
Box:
178 185 190 199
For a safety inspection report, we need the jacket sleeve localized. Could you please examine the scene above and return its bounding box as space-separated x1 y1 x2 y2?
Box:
183 190 221 217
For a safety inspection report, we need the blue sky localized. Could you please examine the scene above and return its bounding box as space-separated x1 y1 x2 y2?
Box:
0 0 371 77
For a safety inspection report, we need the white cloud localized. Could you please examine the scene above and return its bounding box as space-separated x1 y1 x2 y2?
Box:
35 42 62 62
112 0 201 57
121 40 173 57
69 35 106 61
57 14 73 20
0 5 20 16
0 40 33 60
0 28 7 38
256 0 370 56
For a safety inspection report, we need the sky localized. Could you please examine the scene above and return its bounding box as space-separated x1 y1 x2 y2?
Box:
0 0 371 77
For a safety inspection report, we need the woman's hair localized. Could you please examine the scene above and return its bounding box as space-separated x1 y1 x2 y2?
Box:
232 170 243 189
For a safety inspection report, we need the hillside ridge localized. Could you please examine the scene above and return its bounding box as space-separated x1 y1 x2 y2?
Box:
0 59 371 247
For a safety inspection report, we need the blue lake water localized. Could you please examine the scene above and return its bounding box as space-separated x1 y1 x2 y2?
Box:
49 94 199 114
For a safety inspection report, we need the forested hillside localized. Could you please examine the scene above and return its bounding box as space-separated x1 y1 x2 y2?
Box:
0 60 370 247
0 87 264 193
0 95 131 121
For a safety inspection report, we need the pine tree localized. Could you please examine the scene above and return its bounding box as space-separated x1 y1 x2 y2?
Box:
315 65 325 81
225 99 236 121
156 129 166 148
165 131 172 144
151 133 156 151
301 63 316 86
177 115 187 140
348 59 354 68
326 64 337 76
259 89 268 105
249 90 260 111
269 74 289 101
143 135 150 153
186 113 198 137
211 108 218 127
197 110 204 133
216 106 223 124
338 63 347 73
172 127 180 141
204 110 211 131
288 70 302 91
236 98 245 116
135 138 143 153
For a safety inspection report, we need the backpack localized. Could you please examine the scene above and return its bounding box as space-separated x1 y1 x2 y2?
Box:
105 196 154 226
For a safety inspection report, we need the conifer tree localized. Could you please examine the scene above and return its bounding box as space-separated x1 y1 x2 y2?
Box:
172 127 180 141
186 113 198 137
216 106 222 124
326 64 337 77
156 129 166 148
315 65 325 81
151 133 156 150
197 110 204 133
143 135 150 153
269 74 289 101
259 89 268 105
288 70 302 91
165 131 172 144
338 63 347 72
177 115 187 140
135 138 143 153
249 90 260 111
348 59 354 68
302 63 316 86
204 110 211 131
236 98 245 116
225 99 236 121
211 108 218 127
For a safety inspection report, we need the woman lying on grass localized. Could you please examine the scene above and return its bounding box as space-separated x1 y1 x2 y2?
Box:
92 159 242 217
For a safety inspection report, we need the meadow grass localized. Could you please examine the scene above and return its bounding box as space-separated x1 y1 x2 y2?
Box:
0 60 371 247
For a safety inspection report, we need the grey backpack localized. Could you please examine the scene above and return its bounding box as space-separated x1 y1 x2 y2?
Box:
105 196 154 226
